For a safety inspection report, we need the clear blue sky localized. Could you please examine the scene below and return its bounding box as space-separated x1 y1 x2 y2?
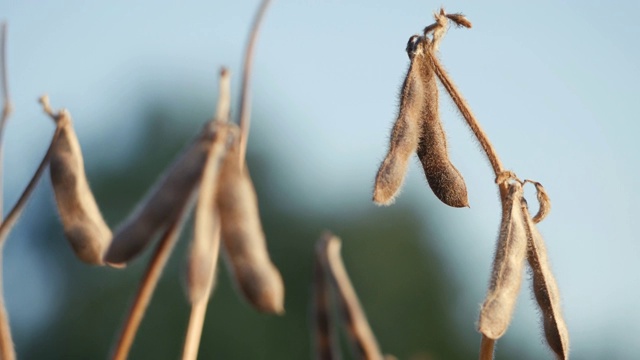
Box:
4 1 640 358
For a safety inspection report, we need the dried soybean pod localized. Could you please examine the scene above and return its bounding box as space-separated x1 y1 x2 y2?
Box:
316 232 383 360
312 246 340 360
522 201 569 359
217 141 284 314
185 123 232 303
525 180 551 223
104 122 218 265
372 35 425 205
478 181 527 339
46 103 112 265
414 38 469 208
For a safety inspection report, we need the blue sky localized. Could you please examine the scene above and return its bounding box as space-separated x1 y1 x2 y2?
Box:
3 1 640 358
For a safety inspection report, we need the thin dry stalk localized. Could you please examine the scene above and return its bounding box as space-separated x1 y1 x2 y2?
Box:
237 0 272 167
522 202 569 359
478 181 527 339
181 70 233 360
312 255 340 360
111 211 189 360
478 335 495 360
181 299 209 360
317 232 383 360
0 21 14 360
0 100 65 247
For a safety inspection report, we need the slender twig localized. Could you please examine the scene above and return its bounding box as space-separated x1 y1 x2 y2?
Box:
0 21 15 360
428 54 504 178
111 212 189 360
478 335 495 360
237 0 272 167
182 299 208 360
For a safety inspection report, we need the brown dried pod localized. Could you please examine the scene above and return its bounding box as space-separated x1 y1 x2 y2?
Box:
316 232 383 360
374 34 468 208
525 180 551 223
478 181 527 339
185 123 233 304
217 141 284 314
372 35 425 205
414 37 468 208
48 108 112 265
522 201 569 359
104 121 221 265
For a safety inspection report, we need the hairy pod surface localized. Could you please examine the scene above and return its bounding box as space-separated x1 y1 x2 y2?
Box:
372 35 425 205
105 122 219 265
522 202 569 359
415 40 468 208
317 232 383 360
478 182 527 339
49 111 112 265
217 142 284 314
373 35 468 207
186 123 232 304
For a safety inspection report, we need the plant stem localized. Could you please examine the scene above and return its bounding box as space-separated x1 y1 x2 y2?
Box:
0 22 14 360
237 0 272 167
478 335 495 360
181 299 208 360
111 214 187 360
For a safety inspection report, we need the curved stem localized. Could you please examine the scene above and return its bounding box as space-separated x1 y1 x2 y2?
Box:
237 0 273 167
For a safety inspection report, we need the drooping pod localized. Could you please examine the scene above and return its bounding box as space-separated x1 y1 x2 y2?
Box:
524 180 551 223
373 33 468 208
415 37 468 208
522 200 569 359
104 121 221 265
48 107 112 265
373 35 425 205
478 181 527 339
217 140 284 314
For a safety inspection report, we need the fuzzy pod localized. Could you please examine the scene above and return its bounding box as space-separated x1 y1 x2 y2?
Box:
49 111 112 265
478 181 527 339
414 40 468 208
217 143 284 314
185 123 231 304
105 122 219 265
372 35 425 206
522 201 569 359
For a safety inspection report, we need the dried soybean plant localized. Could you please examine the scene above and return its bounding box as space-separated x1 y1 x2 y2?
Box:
314 231 396 360
373 9 568 360
0 1 283 359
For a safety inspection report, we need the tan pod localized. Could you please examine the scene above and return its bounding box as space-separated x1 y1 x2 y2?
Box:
478 181 527 339
105 122 219 265
217 143 284 314
49 111 112 265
